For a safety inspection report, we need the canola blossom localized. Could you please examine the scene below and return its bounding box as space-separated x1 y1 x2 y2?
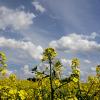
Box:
0 49 100 100
42 48 57 61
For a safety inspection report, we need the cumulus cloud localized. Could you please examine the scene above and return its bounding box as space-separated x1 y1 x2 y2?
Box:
49 33 100 52
60 58 71 66
0 37 43 60
83 59 91 64
0 6 35 31
21 65 34 79
88 32 98 39
32 1 45 13
78 32 98 40
91 67 96 72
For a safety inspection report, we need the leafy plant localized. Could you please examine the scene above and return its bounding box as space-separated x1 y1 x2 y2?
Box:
0 49 100 100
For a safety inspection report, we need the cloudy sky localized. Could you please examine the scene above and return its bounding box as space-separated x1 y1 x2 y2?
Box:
0 0 100 81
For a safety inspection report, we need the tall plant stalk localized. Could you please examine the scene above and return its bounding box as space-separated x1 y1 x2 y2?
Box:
48 54 54 100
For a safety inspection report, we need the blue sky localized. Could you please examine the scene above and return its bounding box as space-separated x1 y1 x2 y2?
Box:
0 0 100 81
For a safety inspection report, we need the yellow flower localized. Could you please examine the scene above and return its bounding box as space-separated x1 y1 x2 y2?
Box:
73 69 80 75
54 79 61 87
4 86 10 89
9 74 16 81
73 77 78 83
71 58 80 67
0 85 2 90
0 52 7 61
42 48 57 61
68 97 78 100
18 90 27 100
57 98 61 100
1 69 7 76
9 89 17 95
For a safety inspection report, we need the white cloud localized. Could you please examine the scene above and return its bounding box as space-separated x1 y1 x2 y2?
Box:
0 37 43 60
83 59 91 64
91 67 96 71
49 33 100 52
60 58 71 66
79 32 98 40
89 32 98 39
21 65 34 79
0 6 35 31
32 1 45 13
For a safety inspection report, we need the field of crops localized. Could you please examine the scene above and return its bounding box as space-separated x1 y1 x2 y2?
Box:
0 48 100 100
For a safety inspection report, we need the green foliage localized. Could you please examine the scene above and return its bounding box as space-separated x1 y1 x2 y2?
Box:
0 49 100 100
54 60 62 71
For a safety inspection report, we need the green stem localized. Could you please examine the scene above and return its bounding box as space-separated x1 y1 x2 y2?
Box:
49 55 54 100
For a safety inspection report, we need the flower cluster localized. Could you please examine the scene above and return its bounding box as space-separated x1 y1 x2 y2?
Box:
42 48 57 61
0 52 7 76
71 58 80 83
96 65 100 79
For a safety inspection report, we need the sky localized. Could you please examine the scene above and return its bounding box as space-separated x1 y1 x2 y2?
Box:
0 0 100 81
